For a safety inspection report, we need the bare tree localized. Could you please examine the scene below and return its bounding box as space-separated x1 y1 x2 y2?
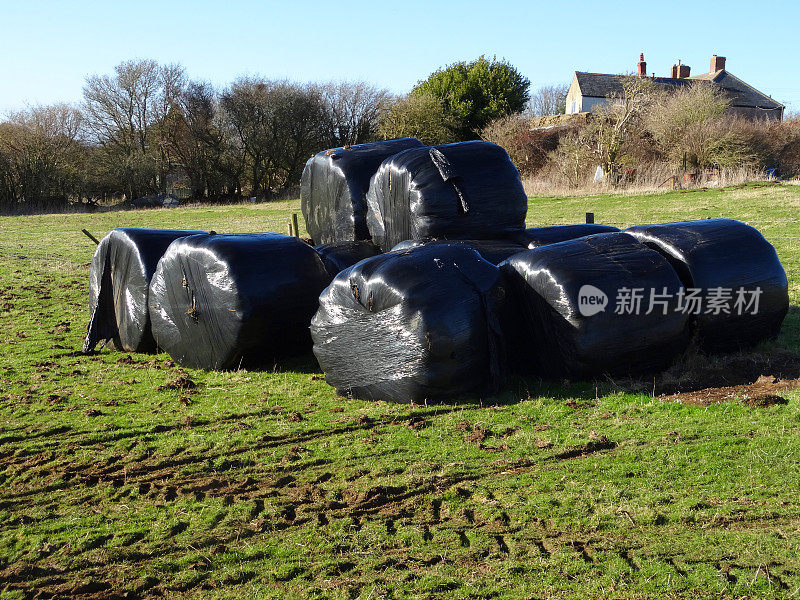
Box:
528 84 569 116
83 59 185 199
221 78 329 197
278 83 331 185
164 81 244 199
320 81 390 146
591 77 656 179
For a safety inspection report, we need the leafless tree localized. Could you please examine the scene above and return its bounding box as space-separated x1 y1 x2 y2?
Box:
221 78 328 197
320 81 390 146
644 83 732 168
83 59 186 199
164 81 243 199
528 84 569 116
592 76 656 179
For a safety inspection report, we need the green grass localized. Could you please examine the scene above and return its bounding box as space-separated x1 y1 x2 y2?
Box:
2 183 800 599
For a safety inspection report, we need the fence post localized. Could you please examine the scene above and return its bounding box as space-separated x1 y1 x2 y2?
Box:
586 212 595 224
287 222 294 237
81 229 100 245
292 213 300 238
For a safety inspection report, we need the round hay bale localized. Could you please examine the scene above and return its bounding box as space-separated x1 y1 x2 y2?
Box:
84 228 202 353
149 233 330 370
626 219 789 351
311 244 509 403
500 232 690 378
509 224 620 248
365 141 528 251
301 138 424 244
314 240 382 278
391 238 528 265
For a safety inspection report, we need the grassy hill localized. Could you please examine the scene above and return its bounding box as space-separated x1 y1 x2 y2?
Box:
1 183 800 599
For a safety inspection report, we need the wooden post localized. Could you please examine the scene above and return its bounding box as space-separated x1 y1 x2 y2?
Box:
292 213 300 238
585 212 594 224
81 229 100 245
287 222 293 237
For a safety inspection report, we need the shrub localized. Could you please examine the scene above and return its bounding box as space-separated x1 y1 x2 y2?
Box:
377 93 460 145
411 56 530 139
480 115 563 176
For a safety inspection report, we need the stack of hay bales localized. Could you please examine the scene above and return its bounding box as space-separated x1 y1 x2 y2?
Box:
84 137 789 404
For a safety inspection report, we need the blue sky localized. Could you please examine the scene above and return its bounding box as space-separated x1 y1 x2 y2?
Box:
2 0 798 114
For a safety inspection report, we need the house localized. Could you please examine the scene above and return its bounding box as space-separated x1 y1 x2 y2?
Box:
565 54 784 120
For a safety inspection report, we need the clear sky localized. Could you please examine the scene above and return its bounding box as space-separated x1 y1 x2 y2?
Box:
2 0 799 114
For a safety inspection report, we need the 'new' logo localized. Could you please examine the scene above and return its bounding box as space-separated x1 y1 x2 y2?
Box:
577 285 608 317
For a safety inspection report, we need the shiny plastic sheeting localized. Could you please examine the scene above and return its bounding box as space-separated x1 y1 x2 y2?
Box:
510 224 620 248
500 232 689 378
311 244 508 403
149 233 331 370
84 227 203 353
365 141 528 251
300 138 424 244
391 239 528 265
625 219 789 351
314 240 383 278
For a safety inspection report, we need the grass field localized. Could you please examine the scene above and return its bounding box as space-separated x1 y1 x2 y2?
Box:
2 184 800 599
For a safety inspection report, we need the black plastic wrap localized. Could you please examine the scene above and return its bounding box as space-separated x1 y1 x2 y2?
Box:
625 219 789 351
84 227 203 353
509 224 620 248
311 244 509 403
149 233 331 370
365 141 528 251
391 239 528 265
314 240 383 278
500 232 690 378
300 138 424 244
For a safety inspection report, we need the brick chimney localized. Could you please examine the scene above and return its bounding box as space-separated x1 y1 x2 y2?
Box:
671 60 690 78
710 54 726 72
637 53 647 77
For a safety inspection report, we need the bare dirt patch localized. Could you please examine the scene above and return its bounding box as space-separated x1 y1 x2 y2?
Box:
660 375 796 406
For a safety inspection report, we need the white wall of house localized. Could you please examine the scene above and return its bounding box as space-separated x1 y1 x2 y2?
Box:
565 76 581 114
565 75 615 114
565 95 611 114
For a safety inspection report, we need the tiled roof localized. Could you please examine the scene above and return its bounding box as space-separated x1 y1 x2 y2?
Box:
574 70 783 110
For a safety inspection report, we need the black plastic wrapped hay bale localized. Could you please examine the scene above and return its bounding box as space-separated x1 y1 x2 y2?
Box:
365 141 528 251
149 233 331 370
625 219 789 351
84 227 203 353
391 239 528 265
300 138 424 244
509 224 620 248
311 244 508 403
314 240 383 278
500 232 690 379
